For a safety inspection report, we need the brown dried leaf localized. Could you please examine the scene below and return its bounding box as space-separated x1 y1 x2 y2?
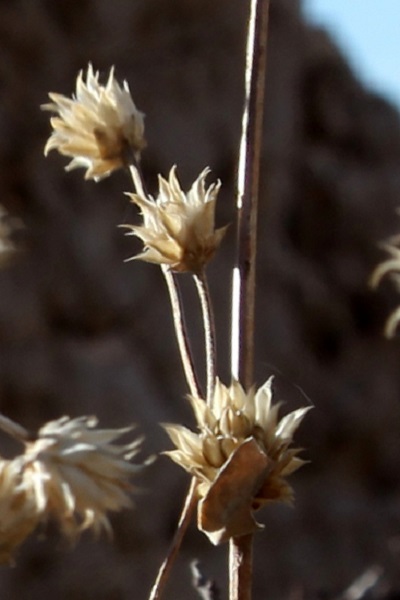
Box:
198 438 270 545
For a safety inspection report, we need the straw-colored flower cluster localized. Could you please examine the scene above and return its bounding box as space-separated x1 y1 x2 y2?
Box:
42 64 146 180
164 378 310 544
124 166 227 274
370 238 400 337
0 415 143 563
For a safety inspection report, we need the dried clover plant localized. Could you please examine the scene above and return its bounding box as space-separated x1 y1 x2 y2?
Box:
0 0 311 597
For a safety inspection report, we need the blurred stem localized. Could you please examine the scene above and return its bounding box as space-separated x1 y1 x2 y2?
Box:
0 414 30 444
230 0 270 598
193 270 217 405
148 478 198 600
128 165 201 399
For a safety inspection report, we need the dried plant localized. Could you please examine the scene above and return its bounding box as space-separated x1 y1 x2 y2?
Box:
41 63 146 180
164 378 310 544
0 415 143 563
0 0 312 597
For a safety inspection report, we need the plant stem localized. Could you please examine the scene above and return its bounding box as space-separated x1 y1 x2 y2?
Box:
0 414 30 443
193 270 217 405
149 478 198 600
231 0 269 387
229 534 254 600
230 0 270 598
162 267 202 397
128 165 202 399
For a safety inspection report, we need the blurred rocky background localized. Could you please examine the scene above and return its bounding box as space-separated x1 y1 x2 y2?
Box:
1 0 400 598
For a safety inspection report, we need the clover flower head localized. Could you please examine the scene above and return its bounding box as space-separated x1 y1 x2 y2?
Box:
22 415 143 538
370 237 400 337
42 63 146 180
164 378 310 544
0 414 145 562
123 166 227 273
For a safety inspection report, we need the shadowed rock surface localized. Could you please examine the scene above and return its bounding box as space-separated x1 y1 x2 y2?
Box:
0 0 400 598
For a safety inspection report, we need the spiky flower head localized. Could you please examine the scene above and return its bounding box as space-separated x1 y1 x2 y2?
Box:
123 166 227 274
370 237 400 337
164 378 310 544
42 63 146 180
22 416 143 538
0 413 144 562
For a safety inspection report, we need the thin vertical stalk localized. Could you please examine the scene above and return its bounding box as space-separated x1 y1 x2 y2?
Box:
162 266 202 398
149 479 198 600
230 0 270 599
193 270 217 405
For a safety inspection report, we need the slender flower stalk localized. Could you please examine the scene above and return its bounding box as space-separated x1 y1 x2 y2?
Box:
230 0 270 598
148 478 198 600
194 270 217 405
162 266 202 398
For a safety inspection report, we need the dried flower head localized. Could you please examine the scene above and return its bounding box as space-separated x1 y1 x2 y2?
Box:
22 416 144 538
0 459 41 564
123 166 227 273
370 237 400 336
42 63 146 180
164 378 310 544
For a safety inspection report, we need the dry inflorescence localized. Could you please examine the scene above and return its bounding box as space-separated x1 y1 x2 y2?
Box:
42 64 146 180
0 415 143 563
164 378 310 544
124 166 227 274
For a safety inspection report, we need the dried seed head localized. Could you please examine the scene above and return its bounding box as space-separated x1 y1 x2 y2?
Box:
22 416 144 538
0 413 145 562
123 166 227 273
42 63 146 180
164 378 310 543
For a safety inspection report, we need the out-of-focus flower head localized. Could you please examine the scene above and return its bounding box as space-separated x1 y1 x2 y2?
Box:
370 236 400 337
42 63 146 180
0 459 41 564
164 378 310 544
22 416 143 538
0 414 145 563
123 166 227 274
